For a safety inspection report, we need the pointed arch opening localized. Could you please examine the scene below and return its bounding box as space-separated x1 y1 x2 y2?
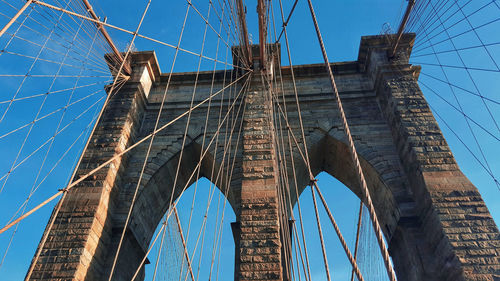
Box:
143 177 236 281
290 172 391 281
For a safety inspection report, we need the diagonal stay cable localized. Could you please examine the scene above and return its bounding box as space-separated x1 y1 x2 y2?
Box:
0 9 88 196
0 49 110 74
412 41 500 59
413 17 500 55
423 0 500 136
419 72 500 105
107 1 188 278
0 97 103 270
23 0 154 273
428 103 500 190
305 0 397 279
452 0 500 71
411 0 492 51
4 95 105 225
412 62 500 73
271 12 312 281
0 2 114 76
271 91 367 281
30 0 250 71
186 73 247 281
2 25 104 229
172 2 233 279
207 27 242 281
310 185 332 281
0 89 107 184
29 0 114 69
416 80 500 142
0 0 73 125
174 207 196 281
313 183 366 281
1 68 250 241
269 4 303 277
275 0 298 42
420 81 499 181
0 88 102 141
23 77 128 280
0 79 112 105
419 0 500 136
128 73 251 281
0 0 109 69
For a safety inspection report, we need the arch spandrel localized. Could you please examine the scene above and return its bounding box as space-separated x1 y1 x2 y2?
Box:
27 34 500 281
123 138 241 251
286 126 405 241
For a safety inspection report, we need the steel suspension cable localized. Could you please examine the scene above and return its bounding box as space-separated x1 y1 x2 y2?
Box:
105 0 191 276
155 64 245 281
31 0 114 68
414 17 500 55
0 6 88 197
427 101 499 190
206 47 243 281
0 88 102 140
0 97 103 271
30 0 249 71
305 0 397 279
0 0 73 125
427 0 500 133
420 81 500 188
188 85 247 281
418 72 500 105
206 27 237 281
171 2 224 278
268 6 297 278
0 64 250 237
313 183 365 281
6 1 115 75
412 41 500 59
411 0 489 51
351 201 364 281
174 207 196 281
23 77 127 280
270 91 367 281
128 74 251 281
276 0 317 278
0 22 102 267
4 94 105 225
416 4 499 187
203 69 249 281
0 79 112 105
22 0 156 275
310 186 331 281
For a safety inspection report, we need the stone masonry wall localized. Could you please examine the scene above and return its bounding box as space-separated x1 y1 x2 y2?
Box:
27 81 148 280
235 72 283 281
368 35 500 280
29 35 500 281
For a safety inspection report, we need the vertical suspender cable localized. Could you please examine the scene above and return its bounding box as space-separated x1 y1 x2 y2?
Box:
305 0 398 280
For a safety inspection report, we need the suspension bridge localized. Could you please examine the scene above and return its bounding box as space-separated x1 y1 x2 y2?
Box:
0 0 498 280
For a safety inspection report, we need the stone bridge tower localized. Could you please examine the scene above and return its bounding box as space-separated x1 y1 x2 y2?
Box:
28 34 499 281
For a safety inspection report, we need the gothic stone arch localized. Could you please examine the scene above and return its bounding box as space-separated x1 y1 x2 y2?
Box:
28 34 499 281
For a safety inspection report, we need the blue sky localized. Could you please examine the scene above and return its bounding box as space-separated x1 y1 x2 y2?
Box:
0 0 498 280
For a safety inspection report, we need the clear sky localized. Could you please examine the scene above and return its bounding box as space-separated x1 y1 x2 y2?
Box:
0 0 498 280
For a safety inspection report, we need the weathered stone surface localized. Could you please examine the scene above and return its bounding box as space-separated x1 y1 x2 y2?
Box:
28 36 499 281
